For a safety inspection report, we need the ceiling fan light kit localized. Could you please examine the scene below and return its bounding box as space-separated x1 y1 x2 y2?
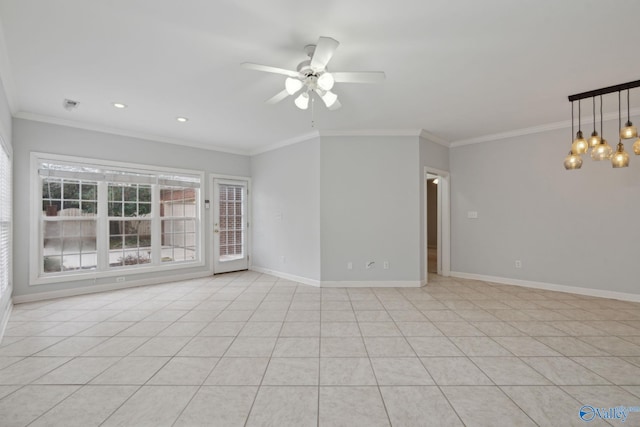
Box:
565 79 640 170
242 36 385 111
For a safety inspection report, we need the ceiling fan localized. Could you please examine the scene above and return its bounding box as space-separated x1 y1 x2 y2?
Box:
242 36 385 111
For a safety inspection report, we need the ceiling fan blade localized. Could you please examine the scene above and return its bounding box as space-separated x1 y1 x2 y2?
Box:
265 89 290 104
328 99 342 111
241 62 299 78
310 37 339 70
332 71 386 84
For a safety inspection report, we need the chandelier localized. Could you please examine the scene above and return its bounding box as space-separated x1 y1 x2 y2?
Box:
564 80 640 170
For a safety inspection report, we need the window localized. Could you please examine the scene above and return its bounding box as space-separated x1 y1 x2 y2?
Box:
0 138 11 295
42 177 98 272
160 187 197 263
32 154 202 284
108 183 152 267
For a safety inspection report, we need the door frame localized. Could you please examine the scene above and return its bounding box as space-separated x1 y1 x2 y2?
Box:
423 167 451 283
209 174 252 274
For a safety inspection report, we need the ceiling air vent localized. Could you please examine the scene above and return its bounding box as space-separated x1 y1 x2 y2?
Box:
63 98 79 111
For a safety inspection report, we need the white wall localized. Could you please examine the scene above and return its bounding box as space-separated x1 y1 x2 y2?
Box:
450 117 640 294
12 118 251 298
320 135 421 284
250 138 321 282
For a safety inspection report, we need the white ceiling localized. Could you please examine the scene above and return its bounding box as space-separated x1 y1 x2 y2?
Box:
1 0 639 154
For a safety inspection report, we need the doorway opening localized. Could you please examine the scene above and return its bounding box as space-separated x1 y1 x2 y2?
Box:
424 168 450 283
427 175 439 274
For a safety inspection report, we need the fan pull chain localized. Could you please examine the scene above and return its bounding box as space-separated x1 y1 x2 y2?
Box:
310 94 315 128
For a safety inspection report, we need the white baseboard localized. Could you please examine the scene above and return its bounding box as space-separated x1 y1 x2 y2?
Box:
250 266 423 288
321 280 423 288
12 271 212 304
250 266 321 287
450 271 640 303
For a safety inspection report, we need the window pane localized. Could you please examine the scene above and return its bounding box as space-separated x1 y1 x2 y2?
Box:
62 200 80 210
108 202 122 217
109 219 152 269
82 201 97 215
63 182 80 200
109 186 122 201
139 186 151 202
124 203 137 217
81 184 97 200
43 180 61 199
43 256 62 273
124 186 137 201
139 203 151 215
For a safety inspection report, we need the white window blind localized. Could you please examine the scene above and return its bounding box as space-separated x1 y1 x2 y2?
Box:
0 138 11 295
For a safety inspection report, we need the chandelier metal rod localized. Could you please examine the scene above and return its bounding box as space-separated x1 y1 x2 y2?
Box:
568 79 640 102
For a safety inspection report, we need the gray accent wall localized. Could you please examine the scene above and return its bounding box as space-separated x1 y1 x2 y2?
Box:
320 135 422 283
251 138 321 281
11 118 251 298
450 118 640 294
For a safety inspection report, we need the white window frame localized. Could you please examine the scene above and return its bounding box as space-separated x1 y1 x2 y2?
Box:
0 135 12 297
30 152 205 286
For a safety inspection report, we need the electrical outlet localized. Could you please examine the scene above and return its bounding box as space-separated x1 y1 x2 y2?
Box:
515 260 522 268
383 261 389 269
116 277 125 283
366 261 375 269
281 256 286 263
347 262 353 270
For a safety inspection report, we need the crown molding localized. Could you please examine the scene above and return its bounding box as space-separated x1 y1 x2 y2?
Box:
419 129 450 147
0 18 18 114
451 107 640 147
249 130 320 156
14 111 250 156
319 128 423 137
249 128 451 156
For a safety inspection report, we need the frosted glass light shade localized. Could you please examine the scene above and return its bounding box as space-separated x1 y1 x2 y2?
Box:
588 131 601 147
321 90 338 108
317 72 334 91
572 131 589 154
591 139 613 160
611 142 630 168
564 151 583 170
294 92 309 110
633 138 640 155
285 77 303 95
621 122 638 139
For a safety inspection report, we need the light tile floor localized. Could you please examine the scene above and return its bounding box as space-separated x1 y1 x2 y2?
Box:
1 272 640 426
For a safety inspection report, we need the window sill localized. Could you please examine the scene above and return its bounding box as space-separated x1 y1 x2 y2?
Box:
29 259 206 286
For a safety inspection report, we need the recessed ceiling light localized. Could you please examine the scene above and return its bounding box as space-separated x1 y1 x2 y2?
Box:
176 117 188 123
112 102 127 109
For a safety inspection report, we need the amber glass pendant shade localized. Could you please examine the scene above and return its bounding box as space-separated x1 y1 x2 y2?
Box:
591 139 613 160
621 122 638 139
564 151 583 170
611 142 630 168
571 131 589 154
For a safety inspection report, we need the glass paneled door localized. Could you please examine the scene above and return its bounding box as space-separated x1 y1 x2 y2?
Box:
213 179 248 273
